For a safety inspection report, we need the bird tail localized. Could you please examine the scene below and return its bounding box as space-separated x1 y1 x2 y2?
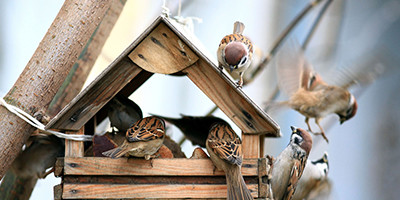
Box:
226 166 254 200
233 21 245 34
102 146 130 158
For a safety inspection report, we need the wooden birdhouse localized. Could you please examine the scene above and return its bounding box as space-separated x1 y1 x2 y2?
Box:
49 15 280 199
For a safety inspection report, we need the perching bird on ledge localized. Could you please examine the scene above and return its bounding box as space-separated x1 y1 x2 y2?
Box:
107 94 143 133
270 126 312 200
151 114 226 148
102 116 165 159
217 21 253 88
273 40 358 143
206 122 253 200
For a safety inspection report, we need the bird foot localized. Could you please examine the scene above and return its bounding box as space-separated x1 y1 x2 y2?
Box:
145 153 160 160
236 83 243 89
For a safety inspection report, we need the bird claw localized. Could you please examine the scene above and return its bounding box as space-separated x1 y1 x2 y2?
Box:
145 153 160 160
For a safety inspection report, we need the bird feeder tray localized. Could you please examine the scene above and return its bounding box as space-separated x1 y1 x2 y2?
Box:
49 15 278 199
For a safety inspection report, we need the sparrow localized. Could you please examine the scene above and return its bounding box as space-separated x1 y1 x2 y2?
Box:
102 116 165 160
106 94 143 133
151 114 226 148
217 21 253 88
293 152 329 200
11 134 64 179
270 126 313 200
275 40 358 143
206 122 253 200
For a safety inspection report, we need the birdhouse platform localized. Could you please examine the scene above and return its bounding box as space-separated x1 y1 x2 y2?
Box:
50 15 279 199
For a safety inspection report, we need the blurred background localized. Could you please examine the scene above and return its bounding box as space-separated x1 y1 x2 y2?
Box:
0 0 399 199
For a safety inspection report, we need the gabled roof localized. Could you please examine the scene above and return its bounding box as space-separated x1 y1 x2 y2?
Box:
46 15 280 137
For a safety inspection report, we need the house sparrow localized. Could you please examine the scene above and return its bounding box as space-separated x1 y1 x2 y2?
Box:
217 21 253 88
107 94 143 133
206 122 253 200
293 152 329 200
275 40 358 143
271 126 312 200
11 134 64 179
102 116 165 160
151 114 226 148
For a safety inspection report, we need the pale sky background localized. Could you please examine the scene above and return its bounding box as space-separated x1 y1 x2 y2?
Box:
1 0 400 199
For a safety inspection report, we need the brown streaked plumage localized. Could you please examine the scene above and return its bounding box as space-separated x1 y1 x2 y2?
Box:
102 116 165 159
206 122 253 200
217 21 253 88
271 126 312 200
275 40 358 143
293 152 329 200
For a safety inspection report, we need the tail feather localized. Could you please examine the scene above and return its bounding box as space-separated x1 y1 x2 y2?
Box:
102 147 130 158
226 167 254 200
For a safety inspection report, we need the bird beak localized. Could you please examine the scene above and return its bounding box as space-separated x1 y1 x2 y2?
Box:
229 65 234 73
290 126 297 133
340 118 346 125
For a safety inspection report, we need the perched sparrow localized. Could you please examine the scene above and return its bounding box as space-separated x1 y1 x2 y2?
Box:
151 114 226 148
275 41 358 142
206 122 253 200
102 116 165 160
107 94 143 133
293 152 329 200
217 21 253 87
271 126 312 200
12 135 64 179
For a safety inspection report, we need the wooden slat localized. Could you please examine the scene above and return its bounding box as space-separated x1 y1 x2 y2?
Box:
62 183 258 199
129 23 199 74
46 57 144 130
45 17 166 131
184 59 279 135
63 157 258 176
242 134 260 159
65 128 84 157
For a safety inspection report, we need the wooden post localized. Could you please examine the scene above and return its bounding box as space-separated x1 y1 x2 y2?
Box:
242 134 260 159
0 0 112 179
65 127 85 157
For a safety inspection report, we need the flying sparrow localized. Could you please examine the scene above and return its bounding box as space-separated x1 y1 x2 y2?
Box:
11 134 64 179
102 116 165 160
206 122 253 200
275 40 358 143
151 114 226 148
293 152 329 200
271 126 312 200
217 21 253 88
107 94 143 133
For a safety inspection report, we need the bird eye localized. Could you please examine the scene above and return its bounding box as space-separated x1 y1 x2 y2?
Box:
240 57 247 65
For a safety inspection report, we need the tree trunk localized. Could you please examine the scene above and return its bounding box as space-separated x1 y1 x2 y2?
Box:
0 0 112 179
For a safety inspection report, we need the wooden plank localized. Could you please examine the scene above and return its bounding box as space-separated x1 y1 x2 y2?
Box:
54 158 64 177
46 57 144 130
63 157 258 176
184 59 279 136
65 128 84 157
242 134 260 159
129 23 199 74
62 183 258 199
54 184 62 200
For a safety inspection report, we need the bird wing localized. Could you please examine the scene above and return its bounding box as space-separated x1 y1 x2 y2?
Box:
276 39 316 96
233 21 245 34
282 157 307 200
208 123 243 166
126 117 165 142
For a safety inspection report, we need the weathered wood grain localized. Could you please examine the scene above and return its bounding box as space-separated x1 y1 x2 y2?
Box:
242 134 260 158
63 157 258 176
46 57 145 130
62 183 258 199
184 59 279 135
65 128 84 157
129 23 199 74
